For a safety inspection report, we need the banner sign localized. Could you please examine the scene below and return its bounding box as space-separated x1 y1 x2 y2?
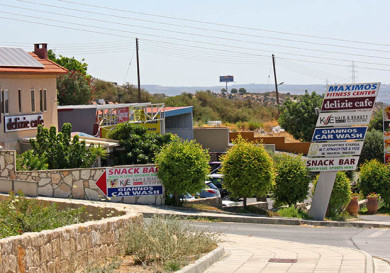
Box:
5 114 44 132
324 82 380 99
306 156 359 171
308 142 364 157
312 127 367 142
219 75 234 82
316 111 372 127
118 107 129 123
321 97 376 111
96 166 163 198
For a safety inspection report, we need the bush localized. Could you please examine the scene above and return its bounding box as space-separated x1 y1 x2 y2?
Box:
0 192 85 238
313 172 352 217
125 216 219 271
221 136 274 207
359 130 384 166
108 123 172 165
17 150 48 171
155 137 210 206
359 159 390 207
272 154 310 206
276 206 309 219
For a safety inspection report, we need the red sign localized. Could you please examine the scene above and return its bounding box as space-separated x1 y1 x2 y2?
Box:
118 107 129 123
321 97 375 111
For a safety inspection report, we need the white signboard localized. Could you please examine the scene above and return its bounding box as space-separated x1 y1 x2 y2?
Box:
308 142 364 157
306 156 359 172
316 111 372 127
4 114 44 132
324 82 380 99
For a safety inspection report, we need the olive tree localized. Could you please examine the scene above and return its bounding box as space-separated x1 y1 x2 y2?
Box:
221 136 274 208
155 137 210 206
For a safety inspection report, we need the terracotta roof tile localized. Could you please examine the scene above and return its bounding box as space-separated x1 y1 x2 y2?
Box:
0 52 67 75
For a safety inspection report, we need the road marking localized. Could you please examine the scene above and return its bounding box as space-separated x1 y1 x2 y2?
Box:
368 229 388 238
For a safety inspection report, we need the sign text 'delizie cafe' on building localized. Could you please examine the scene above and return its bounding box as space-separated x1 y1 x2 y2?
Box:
306 82 380 171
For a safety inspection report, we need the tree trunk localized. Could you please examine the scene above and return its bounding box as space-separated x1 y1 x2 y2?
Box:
243 197 247 209
174 191 180 207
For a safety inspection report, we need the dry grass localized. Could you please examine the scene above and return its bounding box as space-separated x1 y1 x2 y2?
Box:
183 203 224 213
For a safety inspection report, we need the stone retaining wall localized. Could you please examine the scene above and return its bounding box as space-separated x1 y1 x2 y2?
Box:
184 196 222 209
0 196 142 273
0 150 163 205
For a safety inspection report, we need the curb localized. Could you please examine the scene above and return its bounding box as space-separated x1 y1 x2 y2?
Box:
177 247 225 273
143 212 390 229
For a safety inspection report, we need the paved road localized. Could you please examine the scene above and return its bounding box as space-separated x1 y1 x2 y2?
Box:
190 221 390 262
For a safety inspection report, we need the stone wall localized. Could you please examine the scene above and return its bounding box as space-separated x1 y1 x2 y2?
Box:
0 150 163 205
184 196 222 209
0 196 142 273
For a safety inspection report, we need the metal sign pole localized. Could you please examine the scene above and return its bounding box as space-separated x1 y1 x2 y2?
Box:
309 171 337 220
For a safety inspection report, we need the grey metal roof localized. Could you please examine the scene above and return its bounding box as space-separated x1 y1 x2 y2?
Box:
0 47 44 68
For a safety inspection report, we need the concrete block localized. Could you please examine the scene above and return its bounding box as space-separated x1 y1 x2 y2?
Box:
0 178 12 194
13 180 38 197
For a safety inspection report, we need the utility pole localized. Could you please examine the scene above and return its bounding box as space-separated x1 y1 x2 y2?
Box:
351 61 356 83
272 54 280 114
136 38 141 103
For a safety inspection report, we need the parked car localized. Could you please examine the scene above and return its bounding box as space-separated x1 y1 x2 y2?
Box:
206 174 230 199
200 181 221 198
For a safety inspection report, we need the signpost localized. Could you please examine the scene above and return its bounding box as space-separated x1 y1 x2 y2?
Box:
96 166 163 198
308 82 380 220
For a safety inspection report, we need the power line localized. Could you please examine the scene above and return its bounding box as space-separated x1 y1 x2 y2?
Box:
3 10 390 69
56 0 390 48
5 3 389 61
14 0 390 53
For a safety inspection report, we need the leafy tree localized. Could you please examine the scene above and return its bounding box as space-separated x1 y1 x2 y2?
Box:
230 88 238 94
359 130 384 166
57 70 92 105
221 136 274 208
107 123 172 165
272 154 310 207
278 91 323 142
29 123 98 169
368 108 383 131
238 88 247 94
48 50 88 75
313 172 352 217
221 88 227 93
359 160 390 207
155 137 210 206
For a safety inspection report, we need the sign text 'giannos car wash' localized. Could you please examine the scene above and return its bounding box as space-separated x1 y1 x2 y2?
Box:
312 127 367 141
95 166 163 198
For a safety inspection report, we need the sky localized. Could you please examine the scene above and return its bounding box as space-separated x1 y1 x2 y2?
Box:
1 0 390 88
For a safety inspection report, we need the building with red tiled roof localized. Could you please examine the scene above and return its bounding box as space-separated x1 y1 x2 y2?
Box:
0 43 67 151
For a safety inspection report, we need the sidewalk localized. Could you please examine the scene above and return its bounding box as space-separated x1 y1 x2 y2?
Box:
204 234 390 273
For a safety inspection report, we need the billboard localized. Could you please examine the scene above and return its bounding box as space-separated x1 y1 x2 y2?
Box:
312 127 367 142
308 142 363 157
5 114 44 132
95 166 163 198
219 75 234 82
306 157 359 171
316 111 372 127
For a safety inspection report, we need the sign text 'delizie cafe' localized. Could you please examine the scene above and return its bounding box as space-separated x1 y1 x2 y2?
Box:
307 82 380 171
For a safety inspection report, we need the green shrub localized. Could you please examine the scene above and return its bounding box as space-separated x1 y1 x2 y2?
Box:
125 216 219 271
272 154 310 206
359 159 390 207
221 136 274 207
359 130 384 166
17 150 48 171
155 137 210 206
276 206 309 219
0 192 85 238
313 172 352 217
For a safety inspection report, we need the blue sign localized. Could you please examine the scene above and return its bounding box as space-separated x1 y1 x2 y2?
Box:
220 75 234 82
108 186 163 197
312 127 367 142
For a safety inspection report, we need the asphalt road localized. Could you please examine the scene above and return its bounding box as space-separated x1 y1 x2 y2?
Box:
190 221 390 262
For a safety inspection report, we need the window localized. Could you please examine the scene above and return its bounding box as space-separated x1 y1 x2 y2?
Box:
1 90 9 114
43 89 47 111
18 90 22 112
31 90 35 112
40 89 47 112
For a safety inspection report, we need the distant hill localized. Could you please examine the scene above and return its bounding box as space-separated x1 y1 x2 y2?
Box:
143 84 390 104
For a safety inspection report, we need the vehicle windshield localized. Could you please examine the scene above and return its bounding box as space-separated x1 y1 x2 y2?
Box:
206 182 218 189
